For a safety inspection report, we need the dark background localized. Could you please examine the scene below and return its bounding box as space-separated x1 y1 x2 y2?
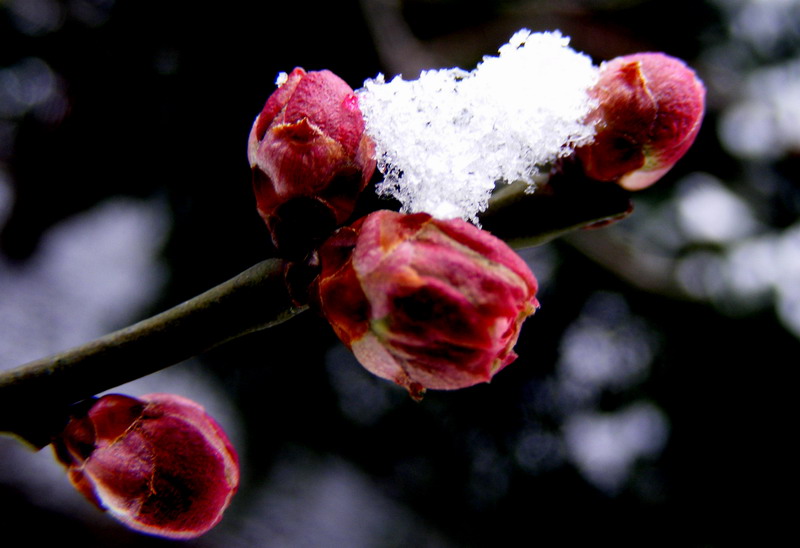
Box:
0 0 795 546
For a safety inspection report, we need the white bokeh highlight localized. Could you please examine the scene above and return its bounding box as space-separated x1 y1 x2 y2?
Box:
563 403 669 494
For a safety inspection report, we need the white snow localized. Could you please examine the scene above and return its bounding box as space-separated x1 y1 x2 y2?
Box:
358 29 598 222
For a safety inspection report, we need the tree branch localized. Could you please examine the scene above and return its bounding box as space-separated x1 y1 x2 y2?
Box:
481 167 634 248
0 166 637 449
0 258 304 448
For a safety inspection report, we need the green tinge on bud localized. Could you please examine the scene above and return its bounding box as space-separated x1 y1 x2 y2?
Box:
52 393 239 539
248 67 376 257
576 52 706 191
315 210 539 400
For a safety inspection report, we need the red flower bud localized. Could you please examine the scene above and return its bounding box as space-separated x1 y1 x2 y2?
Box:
248 67 376 256
576 52 706 191
52 393 239 539
315 210 539 399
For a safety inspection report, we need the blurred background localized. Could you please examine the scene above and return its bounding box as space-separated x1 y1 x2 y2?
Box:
0 0 795 545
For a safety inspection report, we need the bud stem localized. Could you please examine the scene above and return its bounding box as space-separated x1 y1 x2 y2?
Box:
0 258 304 449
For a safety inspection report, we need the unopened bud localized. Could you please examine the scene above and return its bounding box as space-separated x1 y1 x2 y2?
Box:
248 68 376 257
52 393 239 539
576 52 705 190
315 210 539 399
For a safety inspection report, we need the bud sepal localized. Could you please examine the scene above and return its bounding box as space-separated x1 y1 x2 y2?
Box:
576 52 706 190
316 210 539 399
52 393 239 539
248 67 376 257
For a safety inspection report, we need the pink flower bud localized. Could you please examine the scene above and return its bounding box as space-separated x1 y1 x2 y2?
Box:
315 210 539 399
52 393 239 539
576 52 706 191
248 67 376 256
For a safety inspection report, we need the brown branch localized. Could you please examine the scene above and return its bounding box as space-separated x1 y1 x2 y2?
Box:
481 167 634 247
0 164 641 449
0 258 305 449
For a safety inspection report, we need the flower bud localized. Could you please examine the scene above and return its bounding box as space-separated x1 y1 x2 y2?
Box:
315 210 539 399
248 67 376 257
576 52 705 191
52 393 239 539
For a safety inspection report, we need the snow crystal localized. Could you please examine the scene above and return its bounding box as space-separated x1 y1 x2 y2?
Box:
358 29 599 222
